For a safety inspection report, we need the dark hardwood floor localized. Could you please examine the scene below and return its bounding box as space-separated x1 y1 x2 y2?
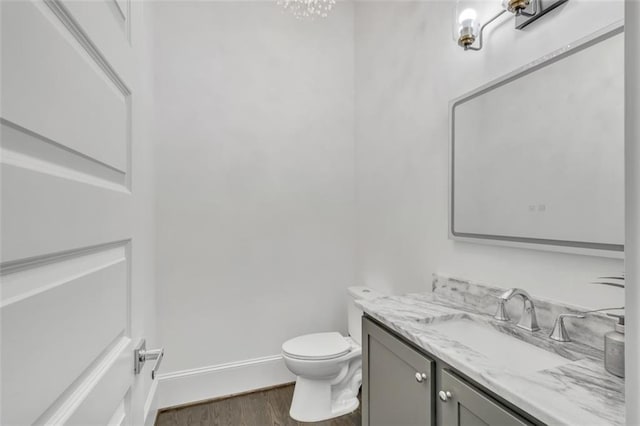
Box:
155 384 361 426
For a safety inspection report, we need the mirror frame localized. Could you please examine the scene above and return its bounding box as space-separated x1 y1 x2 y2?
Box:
448 22 624 258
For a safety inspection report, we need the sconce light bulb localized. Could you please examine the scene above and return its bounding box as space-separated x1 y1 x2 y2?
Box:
458 8 480 34
458 8 477 24
457 7 480 48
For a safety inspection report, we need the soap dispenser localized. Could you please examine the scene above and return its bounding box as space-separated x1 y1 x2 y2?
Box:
604 314 624 378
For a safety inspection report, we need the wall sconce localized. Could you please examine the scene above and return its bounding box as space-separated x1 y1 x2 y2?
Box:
456 0 569 51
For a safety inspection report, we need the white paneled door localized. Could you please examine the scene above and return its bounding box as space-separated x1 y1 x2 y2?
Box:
1 1 154 425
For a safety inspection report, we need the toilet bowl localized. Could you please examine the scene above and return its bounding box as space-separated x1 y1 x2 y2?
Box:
281 286 384 422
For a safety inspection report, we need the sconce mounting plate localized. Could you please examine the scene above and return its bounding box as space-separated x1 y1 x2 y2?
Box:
515 0 569 29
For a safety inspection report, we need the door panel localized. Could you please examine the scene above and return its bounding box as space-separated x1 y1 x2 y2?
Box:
1 163 130 263
1 0 130 173
1 249 128 425
0 0 141 424
459 406 490 426
439 370 531 426
64 347 132 426
363 318 434 426
60 0 133 81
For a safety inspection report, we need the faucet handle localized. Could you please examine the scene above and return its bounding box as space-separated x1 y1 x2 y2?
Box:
549 313 585 342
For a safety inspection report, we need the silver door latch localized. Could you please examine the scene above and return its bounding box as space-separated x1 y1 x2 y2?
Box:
134 339 164 380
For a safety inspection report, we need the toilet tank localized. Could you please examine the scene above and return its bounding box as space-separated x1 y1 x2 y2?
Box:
347 286 385 345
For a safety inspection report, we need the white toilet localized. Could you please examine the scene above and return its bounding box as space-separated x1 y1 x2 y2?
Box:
281 286 384 422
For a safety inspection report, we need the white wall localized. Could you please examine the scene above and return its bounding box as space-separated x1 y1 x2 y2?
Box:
152 0 355 402
354 0 625 309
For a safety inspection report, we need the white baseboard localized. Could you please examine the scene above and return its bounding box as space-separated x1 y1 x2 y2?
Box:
156 354 295 409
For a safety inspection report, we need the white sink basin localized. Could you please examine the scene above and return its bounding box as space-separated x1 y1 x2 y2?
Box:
426 318 570 373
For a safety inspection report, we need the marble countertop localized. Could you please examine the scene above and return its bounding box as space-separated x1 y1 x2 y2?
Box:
357 290 625 425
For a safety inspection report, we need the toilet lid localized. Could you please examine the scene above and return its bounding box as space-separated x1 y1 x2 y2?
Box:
282 332 351 360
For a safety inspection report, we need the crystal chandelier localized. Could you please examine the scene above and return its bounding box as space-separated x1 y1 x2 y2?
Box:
277 0 336 19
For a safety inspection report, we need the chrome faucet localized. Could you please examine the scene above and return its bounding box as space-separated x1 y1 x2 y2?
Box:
493 288 540 332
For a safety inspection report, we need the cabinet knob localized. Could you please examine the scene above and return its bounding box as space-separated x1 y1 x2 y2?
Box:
439 390 453 402
415 372 427 383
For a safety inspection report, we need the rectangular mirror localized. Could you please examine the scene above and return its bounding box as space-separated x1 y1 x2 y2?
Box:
450 24 624 256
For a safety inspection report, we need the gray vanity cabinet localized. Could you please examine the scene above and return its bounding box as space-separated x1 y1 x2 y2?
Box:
439 370 531 426
362 317 435 426
363 316 538 426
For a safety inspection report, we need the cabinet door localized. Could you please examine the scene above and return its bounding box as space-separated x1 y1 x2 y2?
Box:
363 318 434 426
439 370 532 426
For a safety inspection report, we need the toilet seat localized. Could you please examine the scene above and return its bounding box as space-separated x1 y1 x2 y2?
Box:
282 332 351 360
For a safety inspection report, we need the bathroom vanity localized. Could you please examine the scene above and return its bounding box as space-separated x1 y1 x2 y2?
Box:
363 317 536 426
359 276 625 426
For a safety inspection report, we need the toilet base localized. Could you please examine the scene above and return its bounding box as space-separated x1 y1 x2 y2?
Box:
288 359 362 422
